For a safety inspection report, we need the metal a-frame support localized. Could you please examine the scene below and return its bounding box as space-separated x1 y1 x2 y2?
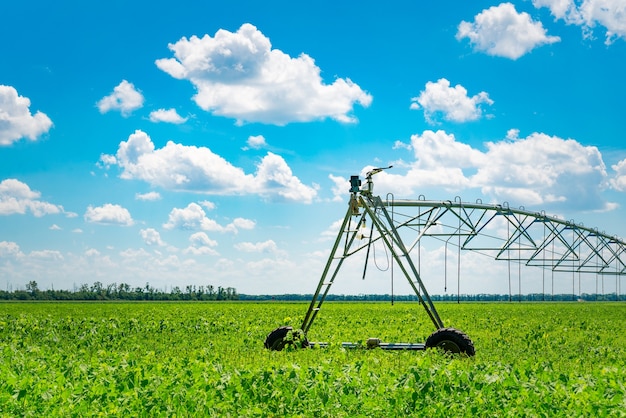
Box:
300 192 444 335
264 169 474 354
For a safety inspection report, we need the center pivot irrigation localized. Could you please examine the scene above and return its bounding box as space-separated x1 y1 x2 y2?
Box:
265 167 626 356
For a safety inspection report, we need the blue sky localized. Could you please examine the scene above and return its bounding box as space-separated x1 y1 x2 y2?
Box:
2 0 626 295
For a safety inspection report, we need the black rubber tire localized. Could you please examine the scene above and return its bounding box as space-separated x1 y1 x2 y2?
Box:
425 327 475 356
264 326 293 350
264 326 309 351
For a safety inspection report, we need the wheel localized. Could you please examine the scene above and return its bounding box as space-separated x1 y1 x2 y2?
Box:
264 326 309 351
425 327 475 356
264 326 292 350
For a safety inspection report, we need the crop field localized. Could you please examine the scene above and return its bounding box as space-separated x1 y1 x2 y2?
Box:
1 301 625 416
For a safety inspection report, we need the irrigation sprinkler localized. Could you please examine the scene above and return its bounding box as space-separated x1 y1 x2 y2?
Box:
265 168 626 355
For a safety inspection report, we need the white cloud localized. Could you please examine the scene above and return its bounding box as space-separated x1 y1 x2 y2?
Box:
1 242 63 266
457 3 561 59
148 108 188 124
320 218 345 240
84 203 134 226
97 80 144 116
328 174 348 202
135 191 161 201
111 130 317 203
85 248 100 257
119 247 151 260
30 249 64 261
184 245 219 256
230 218 256 231
155 23 372 125
189 232 218 247
383 130 612 211
98 153 117 169
609 159 626 191
185 231 219 256
254 152 318 202
410 78 493 123
162 203 206 230
372 131 485 196
474 132 607 208
0 179 64 217
49 224 61 230
140 228 165 246
0 85 53 146
234 239 280 254
163 202 255 233
246 135 267 150
0 241 23 258
410 130 486 169
533 0 626 44
199 200 215 210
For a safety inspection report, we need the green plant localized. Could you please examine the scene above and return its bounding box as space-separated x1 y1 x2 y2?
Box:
0 302 624 416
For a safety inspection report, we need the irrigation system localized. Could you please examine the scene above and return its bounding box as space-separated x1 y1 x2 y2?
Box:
265 167 626 355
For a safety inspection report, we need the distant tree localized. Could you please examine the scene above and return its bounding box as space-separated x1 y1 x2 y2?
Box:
91 281 105 299
26 281 39 297
106 283 117 299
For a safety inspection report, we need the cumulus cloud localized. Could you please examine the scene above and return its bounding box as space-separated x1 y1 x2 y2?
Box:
184 231 219 256
184 245 219 256
140 228 165 246
0 179 64 217
0 85 53 146
97 80 144 116
106 130 317 203
0 241 66 273
457 3 560 59
119 248 151 261
85 248 100 257
135 191 161 201
329 174 348 202
189 231 218 247
245 135 267 150
254 152 318 202
533 0 626 44
155 23 372 125
609 159 626 191
162 203 207 230
320 218 346 241
30 249 64 261
84 203 134 226
474 131 608 208
234 239 279 253
0 241 23 258
379 129 612 211
410 78 493 123
199 200 216 210
369 131 484 196
98 153 117 169
163 202 255 233
148 108 188 124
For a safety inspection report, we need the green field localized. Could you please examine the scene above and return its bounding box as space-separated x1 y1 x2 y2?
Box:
1 301 625 416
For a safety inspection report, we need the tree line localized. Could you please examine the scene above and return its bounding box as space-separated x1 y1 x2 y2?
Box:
2 281 623 302
237 293 626 302
0 281 239 301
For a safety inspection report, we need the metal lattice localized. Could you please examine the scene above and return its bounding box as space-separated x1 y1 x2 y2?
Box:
300 169 626 335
